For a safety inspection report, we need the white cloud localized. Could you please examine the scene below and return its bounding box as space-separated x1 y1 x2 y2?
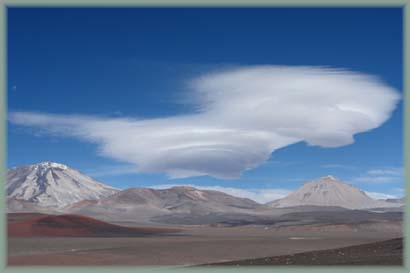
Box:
354 176 400 184
9 66 400 179
352 167 403 184
367 168 403 176
151 184 291 204
365 191 399 200
320 164 356 170
392 187 404 194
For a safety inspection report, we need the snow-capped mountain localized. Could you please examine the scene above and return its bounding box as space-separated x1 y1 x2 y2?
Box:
7 162 119 208
266 175 400 209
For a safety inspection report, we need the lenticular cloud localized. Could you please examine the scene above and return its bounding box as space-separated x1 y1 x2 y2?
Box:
9 66 400 179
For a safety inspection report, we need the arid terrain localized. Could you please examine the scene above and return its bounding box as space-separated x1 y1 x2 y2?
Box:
7 213 181 237
8 213 402 266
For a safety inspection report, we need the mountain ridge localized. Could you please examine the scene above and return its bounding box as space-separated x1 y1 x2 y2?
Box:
66 185 262 223
7 162 401 213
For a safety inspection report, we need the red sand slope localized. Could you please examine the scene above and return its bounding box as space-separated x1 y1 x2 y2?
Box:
8 213 180 237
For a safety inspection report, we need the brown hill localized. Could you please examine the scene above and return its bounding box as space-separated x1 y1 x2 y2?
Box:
8 213 180 237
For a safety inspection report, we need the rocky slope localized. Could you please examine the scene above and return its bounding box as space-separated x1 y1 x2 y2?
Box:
266 176 400 209
7 162 119 209
67 186 262 223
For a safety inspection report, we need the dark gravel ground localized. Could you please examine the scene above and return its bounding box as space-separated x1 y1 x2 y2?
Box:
203 238 403 266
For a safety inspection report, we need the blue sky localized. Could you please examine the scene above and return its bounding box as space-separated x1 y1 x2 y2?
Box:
7 8 403 202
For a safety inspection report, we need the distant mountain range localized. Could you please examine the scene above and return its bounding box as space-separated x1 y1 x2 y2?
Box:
6 162 404 223
63 186 263 223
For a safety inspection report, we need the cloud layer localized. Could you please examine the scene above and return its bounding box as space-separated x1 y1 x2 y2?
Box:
9 66 400 179
353 167 403 184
